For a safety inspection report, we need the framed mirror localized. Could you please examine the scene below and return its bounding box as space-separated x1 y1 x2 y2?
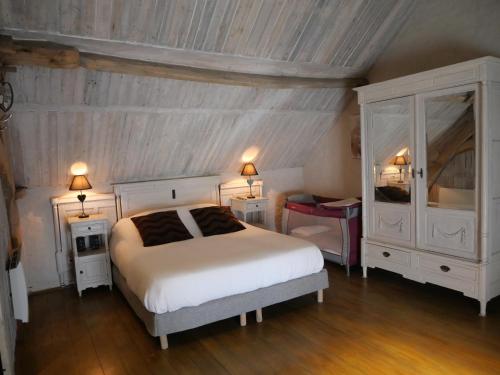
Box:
424 90 475 210
368 97 412 205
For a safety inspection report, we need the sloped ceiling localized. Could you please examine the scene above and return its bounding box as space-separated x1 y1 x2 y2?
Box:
1 0 416 187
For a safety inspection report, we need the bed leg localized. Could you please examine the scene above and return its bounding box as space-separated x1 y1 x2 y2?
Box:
240 313 247 327
317 289 324 303
160 335 168 350
346 264 350 277
256 308 263 323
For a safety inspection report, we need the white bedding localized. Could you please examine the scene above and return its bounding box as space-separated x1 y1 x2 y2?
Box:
110 207 324 314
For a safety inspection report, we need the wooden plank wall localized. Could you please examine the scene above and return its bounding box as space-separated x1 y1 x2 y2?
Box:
0 0 417 188
9 66 350 187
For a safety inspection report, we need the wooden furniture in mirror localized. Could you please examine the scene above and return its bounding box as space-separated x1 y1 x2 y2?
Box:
356 57 500 316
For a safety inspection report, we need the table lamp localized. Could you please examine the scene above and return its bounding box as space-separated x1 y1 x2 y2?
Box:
69 175 92 218
241 162 258 199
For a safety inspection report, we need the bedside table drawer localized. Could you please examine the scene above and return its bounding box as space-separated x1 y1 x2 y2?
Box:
246 202 267 212
72 223 105 236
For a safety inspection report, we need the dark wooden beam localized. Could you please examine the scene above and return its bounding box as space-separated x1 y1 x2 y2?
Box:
0 66 16 73
1 39 79 69
0 34 368 89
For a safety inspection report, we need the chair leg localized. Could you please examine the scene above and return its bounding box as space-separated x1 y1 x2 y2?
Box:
256 308 263 323
317 289 324 303
240 313 247 326
160 335 168 350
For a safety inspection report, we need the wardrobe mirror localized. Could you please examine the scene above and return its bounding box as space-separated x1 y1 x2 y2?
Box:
369 97 412 204
425 90 475 210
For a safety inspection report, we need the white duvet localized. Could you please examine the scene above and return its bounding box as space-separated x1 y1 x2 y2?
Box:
110 208 324 314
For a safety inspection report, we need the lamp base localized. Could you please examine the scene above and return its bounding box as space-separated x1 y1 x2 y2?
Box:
78 213 89 219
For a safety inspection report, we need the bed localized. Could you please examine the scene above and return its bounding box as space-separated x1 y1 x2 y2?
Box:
111 177 329 349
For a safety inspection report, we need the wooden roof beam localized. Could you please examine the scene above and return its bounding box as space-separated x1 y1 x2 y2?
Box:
0 34 368 89
1 39 79 69
80 53 367 89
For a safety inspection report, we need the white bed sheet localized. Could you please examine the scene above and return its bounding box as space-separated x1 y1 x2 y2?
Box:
110 215 324 314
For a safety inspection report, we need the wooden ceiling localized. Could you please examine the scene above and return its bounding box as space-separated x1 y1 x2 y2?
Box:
1 0 416 188
0 0 415 77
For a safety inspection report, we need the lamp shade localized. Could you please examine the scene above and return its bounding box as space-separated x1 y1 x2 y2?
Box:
393 155 408 166
69 175 92 191
241 162 258 176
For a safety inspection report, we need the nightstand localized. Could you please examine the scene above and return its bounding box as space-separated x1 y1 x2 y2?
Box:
68 214 112 296
230 197 269 227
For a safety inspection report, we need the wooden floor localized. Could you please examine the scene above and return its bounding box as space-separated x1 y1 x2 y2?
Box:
16 263 500 375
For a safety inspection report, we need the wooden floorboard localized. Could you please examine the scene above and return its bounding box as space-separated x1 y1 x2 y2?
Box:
16 263 500 374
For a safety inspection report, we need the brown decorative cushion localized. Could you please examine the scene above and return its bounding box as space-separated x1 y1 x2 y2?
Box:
190 206 246 237
131 211 193 247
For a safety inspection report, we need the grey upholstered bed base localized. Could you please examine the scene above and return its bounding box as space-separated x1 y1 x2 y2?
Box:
112 265 328 348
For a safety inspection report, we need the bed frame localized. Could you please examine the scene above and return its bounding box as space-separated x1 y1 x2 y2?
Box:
113 176 329 349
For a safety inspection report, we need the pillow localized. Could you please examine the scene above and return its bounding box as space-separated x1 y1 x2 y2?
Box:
131 210 193 247
131 203 216 238
190 206 246 237
291 225 331 237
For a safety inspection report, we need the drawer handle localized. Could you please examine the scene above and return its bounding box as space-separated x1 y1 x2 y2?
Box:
88 226 91 230
80 270 84 274
382 251 391 258
440 265 450 272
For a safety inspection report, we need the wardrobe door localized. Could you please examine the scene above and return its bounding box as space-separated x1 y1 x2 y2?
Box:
416 84 479 259
364 96 415 247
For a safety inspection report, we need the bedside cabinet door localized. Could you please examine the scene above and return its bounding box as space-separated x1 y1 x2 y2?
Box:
79 259 107 284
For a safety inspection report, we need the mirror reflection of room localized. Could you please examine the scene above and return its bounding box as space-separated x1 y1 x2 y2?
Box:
371 98 412 204
425 91 475 210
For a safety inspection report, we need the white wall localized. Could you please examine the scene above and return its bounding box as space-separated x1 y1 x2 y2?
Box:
303 100 362 198
304 0 500 198
17 167 304 292
369 0 500 82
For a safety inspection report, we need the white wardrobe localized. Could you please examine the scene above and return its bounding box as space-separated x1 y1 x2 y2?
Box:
356 57 500 316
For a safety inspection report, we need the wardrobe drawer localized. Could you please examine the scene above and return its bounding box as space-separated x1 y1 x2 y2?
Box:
418 254 477 282
423 211 475 256
365 244 411 274
418 253 478 297
371 204 412 244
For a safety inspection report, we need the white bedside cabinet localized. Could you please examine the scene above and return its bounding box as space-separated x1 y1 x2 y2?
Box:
68 214 112 296
230 197 269 227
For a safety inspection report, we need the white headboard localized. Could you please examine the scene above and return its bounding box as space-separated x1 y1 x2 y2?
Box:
114 176 220 218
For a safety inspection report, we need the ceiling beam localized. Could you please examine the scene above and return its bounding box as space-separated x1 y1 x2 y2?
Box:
80 53 367 89
2 39 79 69
2 28 365 79
0 34 367 88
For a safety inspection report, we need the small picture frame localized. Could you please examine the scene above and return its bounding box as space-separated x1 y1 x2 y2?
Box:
76 237 86 252
89 235 101 250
